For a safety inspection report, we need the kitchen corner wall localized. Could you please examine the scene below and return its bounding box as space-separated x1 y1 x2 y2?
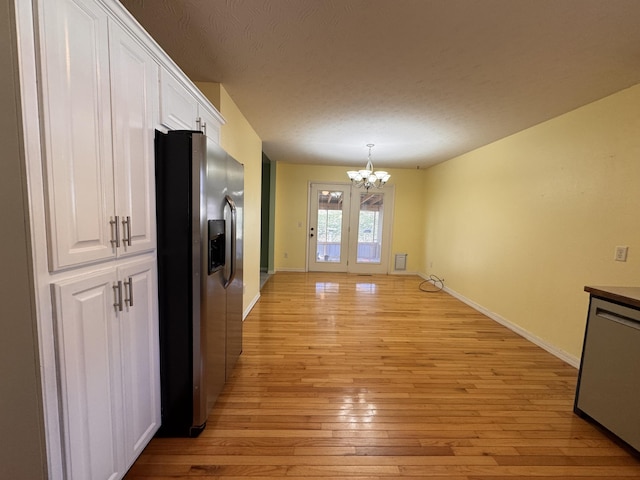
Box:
423 83 640 361
196 82 262 316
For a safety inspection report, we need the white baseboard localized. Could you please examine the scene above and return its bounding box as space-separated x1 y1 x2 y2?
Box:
274 267 306 272
423 279 579 368
243 291 260 320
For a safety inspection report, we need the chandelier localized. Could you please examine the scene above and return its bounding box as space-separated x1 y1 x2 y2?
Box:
346 144 390 190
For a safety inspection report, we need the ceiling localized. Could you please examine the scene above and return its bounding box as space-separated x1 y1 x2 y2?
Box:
120 0 640 169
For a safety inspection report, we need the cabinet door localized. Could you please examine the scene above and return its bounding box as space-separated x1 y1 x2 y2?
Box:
109 21 158 257
159 67 199 130
117 258 161 467
53 270 124 480
38 0 116 269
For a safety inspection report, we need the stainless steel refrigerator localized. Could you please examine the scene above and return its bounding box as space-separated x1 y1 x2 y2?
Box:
154 129 243 437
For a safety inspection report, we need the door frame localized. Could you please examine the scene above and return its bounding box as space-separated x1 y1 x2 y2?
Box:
347 186 395 275
306 182 395 274
306 182 352 272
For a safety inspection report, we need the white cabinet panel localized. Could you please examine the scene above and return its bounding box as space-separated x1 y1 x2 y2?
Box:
159 67 199 130
39 0 115 268
109 22 158 257
117 258 161 466
53 270 124 480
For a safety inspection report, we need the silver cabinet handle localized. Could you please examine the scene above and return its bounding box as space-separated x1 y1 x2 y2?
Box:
113 280 123 311
122 216 132 246
123 276 133 307
110 216 120 248
195 117 207 135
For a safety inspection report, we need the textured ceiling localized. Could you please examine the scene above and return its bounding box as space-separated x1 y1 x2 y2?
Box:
120 0 640 169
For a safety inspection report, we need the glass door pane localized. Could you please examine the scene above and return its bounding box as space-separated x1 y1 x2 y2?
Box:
356 193 383 263
308 183 351 272
316 190 343 263
347 187 394 274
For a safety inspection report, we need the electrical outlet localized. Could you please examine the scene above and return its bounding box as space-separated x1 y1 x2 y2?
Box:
284 252 288 259
615 246 628 262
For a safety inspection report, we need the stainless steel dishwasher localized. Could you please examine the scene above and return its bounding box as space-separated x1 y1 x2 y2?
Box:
575 290 640 453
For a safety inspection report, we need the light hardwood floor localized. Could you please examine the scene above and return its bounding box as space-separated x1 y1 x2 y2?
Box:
126 272 640 479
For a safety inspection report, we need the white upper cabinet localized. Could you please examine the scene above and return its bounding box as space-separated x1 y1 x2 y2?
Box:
38 0 116 269
159 67 222 143
198 103 222 143
38 0 158 270
159 67 199 130
109 20 159 258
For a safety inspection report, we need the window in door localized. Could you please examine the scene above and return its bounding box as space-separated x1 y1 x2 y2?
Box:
356 193 384 263
316 190 344 263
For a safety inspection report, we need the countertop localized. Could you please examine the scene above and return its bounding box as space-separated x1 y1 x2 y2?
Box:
584 286 640 310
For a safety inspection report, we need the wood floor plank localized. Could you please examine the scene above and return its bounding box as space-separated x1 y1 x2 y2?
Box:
125 273 640 479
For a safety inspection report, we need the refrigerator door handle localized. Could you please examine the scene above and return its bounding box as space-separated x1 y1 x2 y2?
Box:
223 194 237 289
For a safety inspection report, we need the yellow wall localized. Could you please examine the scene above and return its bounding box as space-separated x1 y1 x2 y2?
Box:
196 82 263 315
423 83 640 361
274 163 425 272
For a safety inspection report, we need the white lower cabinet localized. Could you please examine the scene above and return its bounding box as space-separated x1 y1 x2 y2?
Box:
117 259 161 467
53 257 160 480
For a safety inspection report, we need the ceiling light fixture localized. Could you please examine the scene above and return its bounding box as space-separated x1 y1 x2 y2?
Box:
346 144 390 190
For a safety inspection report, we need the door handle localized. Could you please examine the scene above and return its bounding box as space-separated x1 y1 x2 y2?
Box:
223 194 237 289
113 280 123 312
110 216 120 248
123 277 133 307
122 216 132 247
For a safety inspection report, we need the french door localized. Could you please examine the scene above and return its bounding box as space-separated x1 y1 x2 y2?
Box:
307 183 393 273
